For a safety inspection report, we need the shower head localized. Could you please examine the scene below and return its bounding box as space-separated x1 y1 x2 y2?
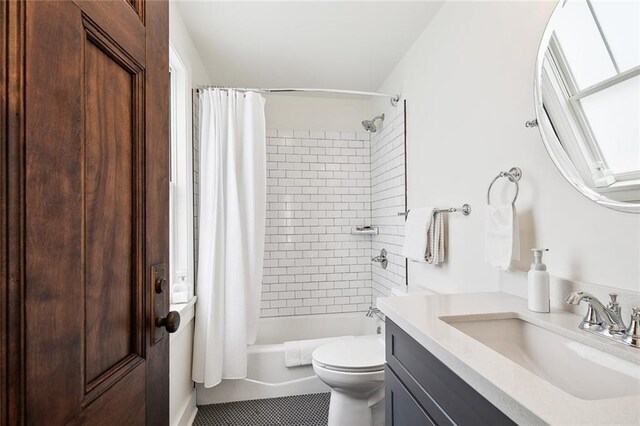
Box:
361 120 377 132
361 114 385 132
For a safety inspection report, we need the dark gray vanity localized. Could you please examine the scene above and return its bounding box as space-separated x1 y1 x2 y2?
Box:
385 320 515 426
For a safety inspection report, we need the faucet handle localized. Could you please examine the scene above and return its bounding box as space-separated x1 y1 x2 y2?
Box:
608 293 621 314
623 307 640 348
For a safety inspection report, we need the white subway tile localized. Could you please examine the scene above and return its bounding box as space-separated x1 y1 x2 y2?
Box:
260 124 405 318
325 131 340 139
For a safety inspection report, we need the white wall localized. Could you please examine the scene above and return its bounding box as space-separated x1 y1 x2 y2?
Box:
169 302 197 426
170 1 210 87
374 1 640 296
169 3 209 425
265 94 372 133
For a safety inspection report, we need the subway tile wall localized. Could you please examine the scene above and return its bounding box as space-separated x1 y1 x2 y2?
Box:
371 110 407 301
261 129 374 317
192 97 407 317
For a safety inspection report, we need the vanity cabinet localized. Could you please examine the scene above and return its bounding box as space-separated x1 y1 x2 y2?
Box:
385 320 515 426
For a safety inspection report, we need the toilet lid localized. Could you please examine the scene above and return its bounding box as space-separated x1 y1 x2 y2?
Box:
312 336 385 372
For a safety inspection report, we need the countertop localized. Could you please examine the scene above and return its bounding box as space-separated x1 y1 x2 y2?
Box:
377 292 640 425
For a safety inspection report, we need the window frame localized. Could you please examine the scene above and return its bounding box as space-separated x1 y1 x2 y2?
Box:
168 44 195 303
549 6 640 186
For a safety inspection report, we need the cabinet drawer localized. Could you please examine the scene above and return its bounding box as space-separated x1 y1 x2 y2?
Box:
385 365 435 426
386 320 515 426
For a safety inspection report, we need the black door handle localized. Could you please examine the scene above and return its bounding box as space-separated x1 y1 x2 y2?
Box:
156 310 180 333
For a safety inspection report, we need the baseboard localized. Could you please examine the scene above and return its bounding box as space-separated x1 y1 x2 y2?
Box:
174 390 198 426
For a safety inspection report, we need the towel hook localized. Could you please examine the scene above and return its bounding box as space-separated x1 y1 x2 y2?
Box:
487 167 522 205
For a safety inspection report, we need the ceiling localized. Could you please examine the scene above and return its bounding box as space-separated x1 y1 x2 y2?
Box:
176 1 444 91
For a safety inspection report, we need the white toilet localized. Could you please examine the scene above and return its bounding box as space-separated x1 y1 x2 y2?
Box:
312 335 385 426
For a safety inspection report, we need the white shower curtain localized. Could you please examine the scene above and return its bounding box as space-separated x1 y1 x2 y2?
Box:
192 89 266 388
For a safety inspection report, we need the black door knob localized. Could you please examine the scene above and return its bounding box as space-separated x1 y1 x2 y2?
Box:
155 277 167 294
156 310 180 333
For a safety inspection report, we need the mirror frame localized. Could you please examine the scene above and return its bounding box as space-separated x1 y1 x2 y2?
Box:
533 0 640 214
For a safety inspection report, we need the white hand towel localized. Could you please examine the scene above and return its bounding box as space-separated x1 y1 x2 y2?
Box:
283 336 354 368
485 204 520 271
402 208 434 262
426 211 445 265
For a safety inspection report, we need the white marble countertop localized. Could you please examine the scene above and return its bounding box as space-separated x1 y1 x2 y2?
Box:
377 292 640 425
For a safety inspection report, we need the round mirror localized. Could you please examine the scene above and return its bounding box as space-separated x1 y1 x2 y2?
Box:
534 0 640 213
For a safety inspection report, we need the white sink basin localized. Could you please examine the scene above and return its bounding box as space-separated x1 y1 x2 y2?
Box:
441 314 640 400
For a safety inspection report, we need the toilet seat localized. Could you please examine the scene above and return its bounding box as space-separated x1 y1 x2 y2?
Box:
313 361 384 374
312 336 385 373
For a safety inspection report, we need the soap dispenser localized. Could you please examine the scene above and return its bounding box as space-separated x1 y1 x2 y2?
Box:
528 249 550 313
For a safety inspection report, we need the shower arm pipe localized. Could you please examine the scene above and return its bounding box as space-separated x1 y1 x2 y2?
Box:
196 86 401 107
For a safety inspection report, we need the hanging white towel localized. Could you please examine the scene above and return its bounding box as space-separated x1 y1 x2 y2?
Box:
426 211 445 265
284 336 354 368
402 208 434 262
485 204 520 271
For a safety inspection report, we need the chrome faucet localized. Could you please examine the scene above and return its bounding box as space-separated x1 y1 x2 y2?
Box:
565 291 639 348
366 306 381 318
366 306 385 321
565 291 626 332
371 248 388 270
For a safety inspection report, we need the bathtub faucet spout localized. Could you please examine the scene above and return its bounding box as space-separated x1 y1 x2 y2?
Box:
366 306 385 322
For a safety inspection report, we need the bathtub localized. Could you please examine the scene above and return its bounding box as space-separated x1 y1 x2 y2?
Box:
196 312 380 405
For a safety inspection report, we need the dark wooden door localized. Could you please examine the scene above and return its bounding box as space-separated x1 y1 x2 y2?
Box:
1 0 170 424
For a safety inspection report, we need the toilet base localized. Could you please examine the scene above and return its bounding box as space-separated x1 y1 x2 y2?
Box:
371 398 385 426
327 387 384 426
328 389 371 426
311 338 386 426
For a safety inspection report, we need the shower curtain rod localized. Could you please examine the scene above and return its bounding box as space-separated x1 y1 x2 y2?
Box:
196 86 401 107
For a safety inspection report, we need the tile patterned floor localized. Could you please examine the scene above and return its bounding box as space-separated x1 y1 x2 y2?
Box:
193 393 330 426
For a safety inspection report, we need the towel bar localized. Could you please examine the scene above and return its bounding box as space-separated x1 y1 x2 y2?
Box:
398 204 471 217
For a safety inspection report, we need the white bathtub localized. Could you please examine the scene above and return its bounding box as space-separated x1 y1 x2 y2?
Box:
196 312 380 404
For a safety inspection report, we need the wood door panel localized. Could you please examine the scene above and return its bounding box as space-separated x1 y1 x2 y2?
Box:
25 2 84 423
12 0 168 424
69 363 146 426
83 36 138 386
3 0 169 423
75 1 146 65
125 0 146 23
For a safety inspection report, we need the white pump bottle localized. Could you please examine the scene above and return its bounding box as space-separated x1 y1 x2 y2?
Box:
528 248 550 313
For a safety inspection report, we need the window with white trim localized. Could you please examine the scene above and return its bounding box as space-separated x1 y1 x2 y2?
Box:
169 45 195 304
545 0 639 189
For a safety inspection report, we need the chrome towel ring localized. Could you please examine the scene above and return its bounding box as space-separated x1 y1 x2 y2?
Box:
487 167 522 205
